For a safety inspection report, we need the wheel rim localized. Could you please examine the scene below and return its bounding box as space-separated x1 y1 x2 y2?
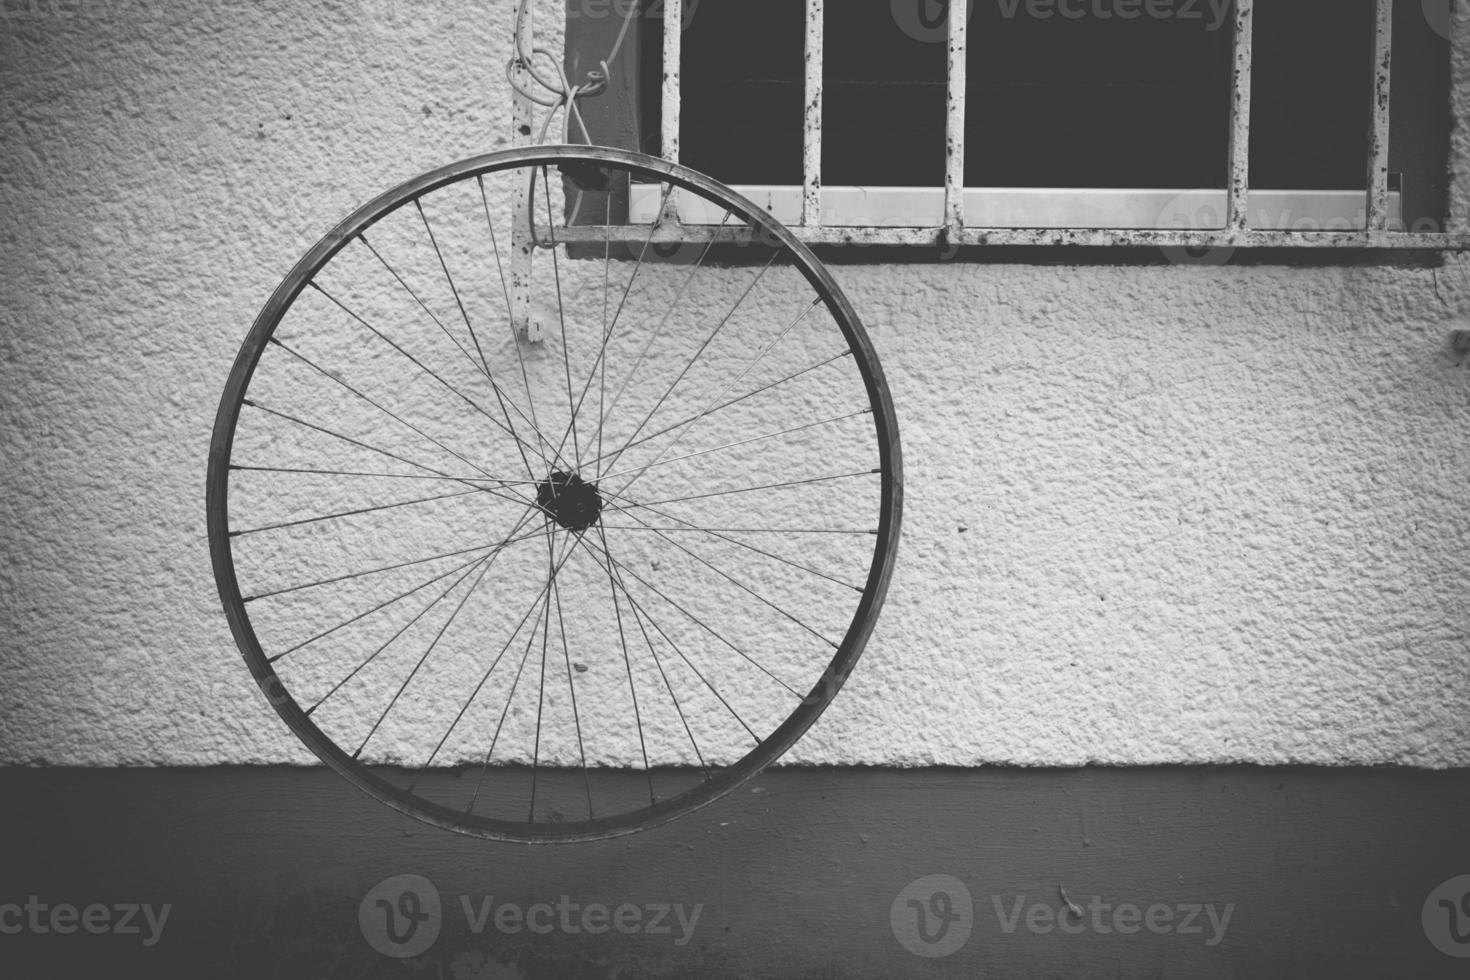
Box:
207 145 902 842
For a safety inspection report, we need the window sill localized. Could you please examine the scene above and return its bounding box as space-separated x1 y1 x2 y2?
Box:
610 184 1470 250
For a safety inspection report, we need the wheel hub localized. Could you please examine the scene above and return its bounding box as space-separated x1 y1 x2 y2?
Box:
535 470 603 531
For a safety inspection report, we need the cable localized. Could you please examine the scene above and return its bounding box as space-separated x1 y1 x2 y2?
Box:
507 0 642 144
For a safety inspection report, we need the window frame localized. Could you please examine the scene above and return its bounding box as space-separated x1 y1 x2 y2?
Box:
560 0 1470 250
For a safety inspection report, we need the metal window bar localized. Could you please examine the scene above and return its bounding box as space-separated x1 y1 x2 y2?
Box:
945 0 968 238
803 0 823 228
599 0 1470 250
656 0 683 225
661 0 681 166
1226 0 1254 232
1367 0 1394 231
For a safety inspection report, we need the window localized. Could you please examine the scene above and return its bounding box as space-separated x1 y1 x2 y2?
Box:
566 0 1461 250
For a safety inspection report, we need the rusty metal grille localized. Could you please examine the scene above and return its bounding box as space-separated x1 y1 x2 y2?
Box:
621 0 1468 251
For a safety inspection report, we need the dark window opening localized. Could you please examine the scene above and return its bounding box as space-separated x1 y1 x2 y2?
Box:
823 4 947 186
1250 0 1374 190
600 0 1448 225
641 0 804 183
964 2 1230 187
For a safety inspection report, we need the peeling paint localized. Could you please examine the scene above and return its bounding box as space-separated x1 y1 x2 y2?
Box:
1226 0 1253 231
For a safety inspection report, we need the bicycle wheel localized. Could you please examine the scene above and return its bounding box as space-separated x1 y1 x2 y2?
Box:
208 145 902 842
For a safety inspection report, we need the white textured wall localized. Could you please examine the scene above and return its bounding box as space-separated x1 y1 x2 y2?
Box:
2 0 1468 767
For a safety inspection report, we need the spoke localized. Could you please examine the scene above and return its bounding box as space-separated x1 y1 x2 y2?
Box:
539 167 583 469
268 550 489 664
466 592 547 815
543 196 725 483
241 399 533 509
580 350 853 472
610 522 863 593
596 198 612 485
242 519 548 603
308 281 559 474
414 199 493 381
536 192 615 491
478 174 552 474
590 524 655 805
613 508 839 649
596 477 868 594
353 548 497 760
405 522 581 795
576 531 801 698
599 217 759 478
601 408 873 484
357 231 492 385
602 468 881 513
586 546 760 742
267 336 503 485
579 182 676 480
414 200 551 483
231 463 534 488
423 202 558 481
611 296 822 502
551 556 593 819
357 230 548 476
528 525 557 821
306 552 490 716
595 488 867 592
465 531 581 816
589 210 733 477
231 487 483 537
596 526 709 776
598 524 877 536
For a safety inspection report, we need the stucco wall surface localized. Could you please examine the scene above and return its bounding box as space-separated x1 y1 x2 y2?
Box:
1 0 1468 767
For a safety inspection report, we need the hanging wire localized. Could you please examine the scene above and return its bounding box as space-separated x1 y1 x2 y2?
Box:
507 0 642 145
